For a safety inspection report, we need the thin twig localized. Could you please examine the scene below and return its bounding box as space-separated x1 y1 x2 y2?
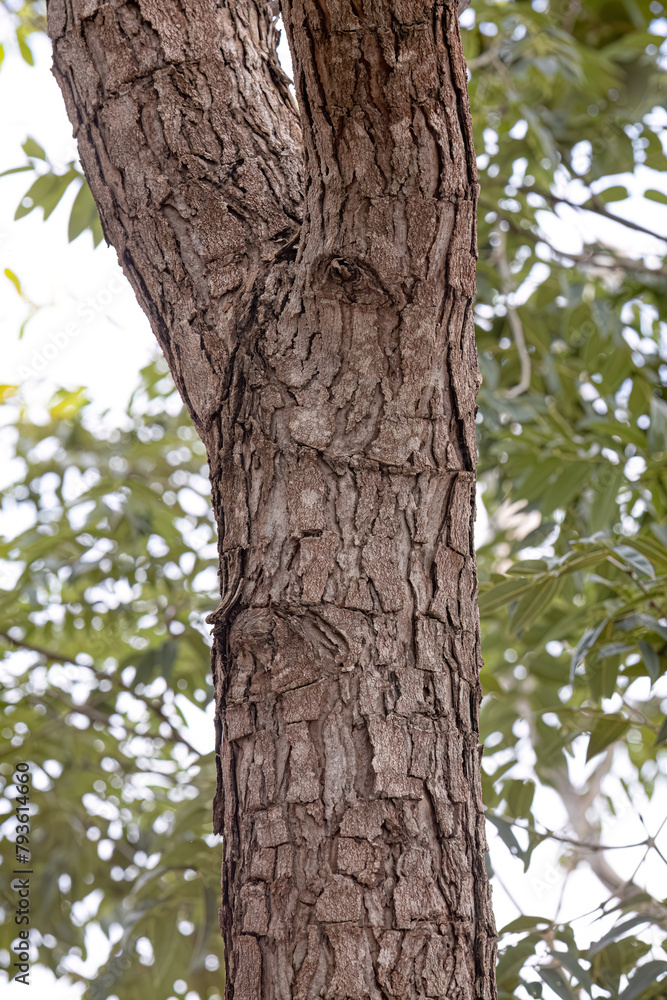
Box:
491 229 532 398
492 867 524 917
489 812 649 852
545 192 667 245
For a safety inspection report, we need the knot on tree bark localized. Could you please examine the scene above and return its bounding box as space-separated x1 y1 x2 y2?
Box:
313 254 389 306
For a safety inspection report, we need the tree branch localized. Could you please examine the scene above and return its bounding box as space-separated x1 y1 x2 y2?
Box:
47 0 303 432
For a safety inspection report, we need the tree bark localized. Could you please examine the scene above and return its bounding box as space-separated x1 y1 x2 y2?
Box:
48 0 496 997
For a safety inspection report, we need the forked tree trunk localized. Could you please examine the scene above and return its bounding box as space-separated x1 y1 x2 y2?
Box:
48 0 496 996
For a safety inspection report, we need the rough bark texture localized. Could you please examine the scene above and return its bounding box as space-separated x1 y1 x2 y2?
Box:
48 0 497 997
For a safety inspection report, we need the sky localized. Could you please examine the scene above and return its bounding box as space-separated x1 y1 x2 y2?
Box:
1 8 667 1000
0 32 155 420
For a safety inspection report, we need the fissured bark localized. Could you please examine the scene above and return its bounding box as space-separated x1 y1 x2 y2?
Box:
48 0 496 996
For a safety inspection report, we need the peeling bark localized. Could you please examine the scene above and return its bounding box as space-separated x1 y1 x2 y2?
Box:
48 0 497 997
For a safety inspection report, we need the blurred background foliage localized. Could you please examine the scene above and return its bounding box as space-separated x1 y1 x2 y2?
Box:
0 368 226 997
1 0 667 998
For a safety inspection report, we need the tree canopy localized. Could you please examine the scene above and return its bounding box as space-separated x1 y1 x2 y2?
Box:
1 0 667 998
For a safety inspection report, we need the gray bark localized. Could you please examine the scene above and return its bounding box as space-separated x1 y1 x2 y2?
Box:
47 0 497 996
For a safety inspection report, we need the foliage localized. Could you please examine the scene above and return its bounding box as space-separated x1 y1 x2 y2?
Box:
0 0 45 70
1 137 103 248
1 0 667 998
466 0 667 994
0 369 224 998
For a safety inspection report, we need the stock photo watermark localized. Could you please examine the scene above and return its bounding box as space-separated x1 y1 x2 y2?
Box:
15 275 125 383
9 762 33 986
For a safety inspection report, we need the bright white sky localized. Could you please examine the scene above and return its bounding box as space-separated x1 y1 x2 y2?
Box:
1 12 667 1000
0 33 155 420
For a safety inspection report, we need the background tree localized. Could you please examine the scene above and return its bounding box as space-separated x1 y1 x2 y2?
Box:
1 0 667 999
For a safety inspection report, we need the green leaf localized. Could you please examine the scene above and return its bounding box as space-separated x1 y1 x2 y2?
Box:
638 641 661 685
626 534 667 573
647 395 667 454
479 577 542 614
597 643 633 659
16 33 34 66
588 916 649 957
4 268 22 295
586 714 631 762
617 615 667 642
595 185 629 204
644 189 667 205
571 621 606 681
486 814 525 862
655 716 667 747
545 462 592 511
90 214 104 247
22 137 47 160
558 549 609 575
612 545 655 580
588 466 624 534
511 576 562 634
557 949 592 993
537 967 572 1000
132 640 180 685
505 779 535 821
49 388 89 420
0 164 34 177
15 168 79 222
619 961 667 1000
0 384 19 402
501 915 552 934
68 181 101 243
506 559 549 576
496 935 537 985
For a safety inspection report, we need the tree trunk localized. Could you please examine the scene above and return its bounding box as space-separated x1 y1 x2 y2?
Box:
47 0 497 996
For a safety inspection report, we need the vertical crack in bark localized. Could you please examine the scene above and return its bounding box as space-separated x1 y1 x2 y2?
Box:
48 0 497 996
